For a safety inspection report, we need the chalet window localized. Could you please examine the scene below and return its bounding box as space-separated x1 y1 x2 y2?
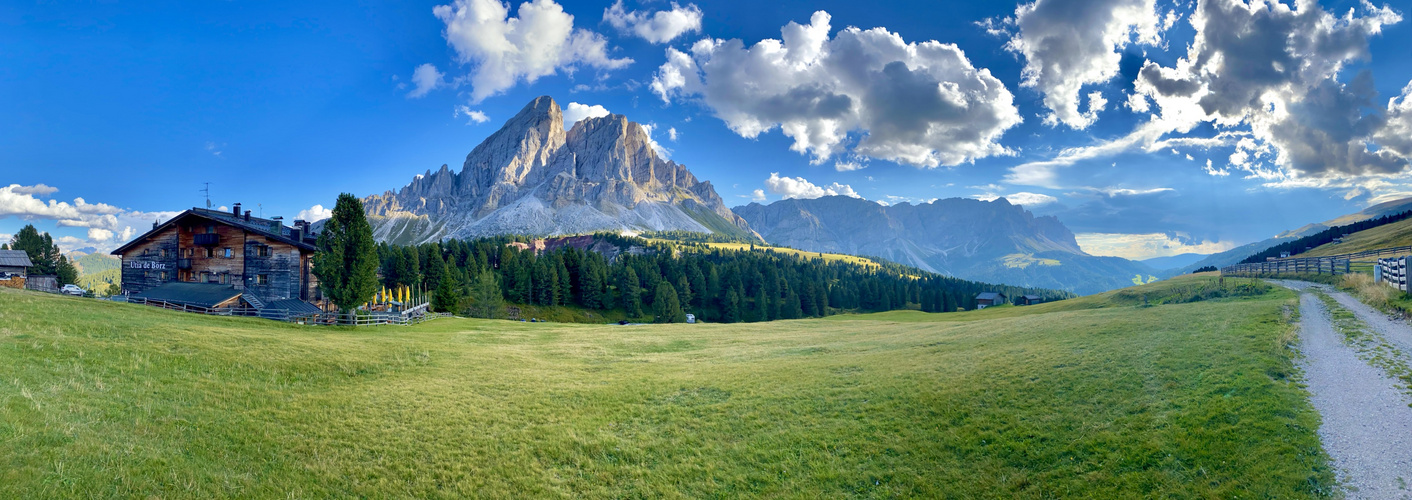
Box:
257 245 271 257
255 274 269 285
160 249 169 258
220 273 229 285
206 225 215 234
223 248 232 258
200 271 209 282
206 248 215 258
160 271 169 281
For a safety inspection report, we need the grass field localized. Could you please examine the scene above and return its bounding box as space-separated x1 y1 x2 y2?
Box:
0 275 1335 497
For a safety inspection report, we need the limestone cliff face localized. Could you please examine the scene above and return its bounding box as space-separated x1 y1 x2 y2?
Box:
735 196 1153 295
362 96 757 244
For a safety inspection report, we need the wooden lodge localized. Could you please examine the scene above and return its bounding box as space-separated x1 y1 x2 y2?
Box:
975 292 1008 309
111 203 324 313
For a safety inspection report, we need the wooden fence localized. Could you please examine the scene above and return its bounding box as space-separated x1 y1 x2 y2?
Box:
1376 256 1409 292
117 296 450 326
1221 256 1352 277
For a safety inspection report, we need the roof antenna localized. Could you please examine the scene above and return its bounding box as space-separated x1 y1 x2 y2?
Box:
201 182 212 208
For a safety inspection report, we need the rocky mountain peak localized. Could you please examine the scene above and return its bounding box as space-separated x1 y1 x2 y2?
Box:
360 96 758 244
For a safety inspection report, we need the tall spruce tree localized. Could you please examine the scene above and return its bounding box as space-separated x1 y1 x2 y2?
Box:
313 194 380 314
468 269 504 319
432 273 459 314
653 281 686 323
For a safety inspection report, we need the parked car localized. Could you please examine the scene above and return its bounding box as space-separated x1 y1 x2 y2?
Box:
60 284 86 296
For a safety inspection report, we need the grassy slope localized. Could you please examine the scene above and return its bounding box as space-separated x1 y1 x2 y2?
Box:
1302 216 1412 258
0 275 1333 498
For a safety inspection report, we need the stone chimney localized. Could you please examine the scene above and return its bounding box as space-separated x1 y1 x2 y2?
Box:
232 203 241 216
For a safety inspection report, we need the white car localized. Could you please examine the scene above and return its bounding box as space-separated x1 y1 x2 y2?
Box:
60 284 85 296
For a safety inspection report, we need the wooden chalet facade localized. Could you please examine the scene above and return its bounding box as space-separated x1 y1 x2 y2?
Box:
112 204 323 309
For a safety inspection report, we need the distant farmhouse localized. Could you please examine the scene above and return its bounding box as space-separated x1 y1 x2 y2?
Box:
975 292 1007 309
0 250 34 289
1019 294 1043 306
112 204 324 314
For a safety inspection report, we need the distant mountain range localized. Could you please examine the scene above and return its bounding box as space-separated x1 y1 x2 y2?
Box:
359 96 756 245
734 196 1155 295
350 96 1195 295
1166 196 1412 276
1138 253 1212 271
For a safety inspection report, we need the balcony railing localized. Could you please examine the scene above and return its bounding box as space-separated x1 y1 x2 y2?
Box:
194 233 219 246
177 259 192 269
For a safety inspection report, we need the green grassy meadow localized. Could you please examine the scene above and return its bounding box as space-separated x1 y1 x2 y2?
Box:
0 276 1335 498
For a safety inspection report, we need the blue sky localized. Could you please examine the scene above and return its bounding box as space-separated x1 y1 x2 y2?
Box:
3 0 1412 260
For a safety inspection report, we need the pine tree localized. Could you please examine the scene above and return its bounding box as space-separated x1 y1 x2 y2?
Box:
423 248 447 291
619 266 642 318
676 275 692 311
580 259 604 309
312 194 381 314
653 281 685 323
468 270 503 319
753 286 768 322
722 288 741 323
432 272 460 314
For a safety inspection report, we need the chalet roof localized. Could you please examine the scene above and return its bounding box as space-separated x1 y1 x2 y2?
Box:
262 298 324 316
0 250 34 267
131 282 242 308
975 292 1007 301
111 207 318 256
1023 295 1042 301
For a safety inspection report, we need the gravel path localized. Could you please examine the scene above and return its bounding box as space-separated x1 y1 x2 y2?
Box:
1270 280 1412 499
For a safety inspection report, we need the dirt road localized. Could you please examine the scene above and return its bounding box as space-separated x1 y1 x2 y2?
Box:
1272 280 1412 499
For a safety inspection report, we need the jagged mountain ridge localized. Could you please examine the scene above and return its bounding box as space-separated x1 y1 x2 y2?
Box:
735 196 1155 295
361 96 756 245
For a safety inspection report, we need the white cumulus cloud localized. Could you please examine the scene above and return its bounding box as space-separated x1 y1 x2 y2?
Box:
1003 0 1164 129
408 63 444 98
652 11 1021 167
296 204 334 223
434 0 632 103
1130 0 1405 183
667 127 678 141
563 102 612 129
603 0 703 44
749 189 767 202
763 172 859 200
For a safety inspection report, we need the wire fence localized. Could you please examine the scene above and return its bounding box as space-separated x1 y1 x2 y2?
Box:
114 296 451 326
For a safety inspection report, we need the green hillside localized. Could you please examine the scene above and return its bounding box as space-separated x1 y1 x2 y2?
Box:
0 276 1333 497
1302 216 1412 257
73 253 120 275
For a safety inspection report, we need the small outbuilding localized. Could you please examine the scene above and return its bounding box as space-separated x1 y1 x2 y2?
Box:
975 292 1008 309
1019 295 1044 306
0 250 34 289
